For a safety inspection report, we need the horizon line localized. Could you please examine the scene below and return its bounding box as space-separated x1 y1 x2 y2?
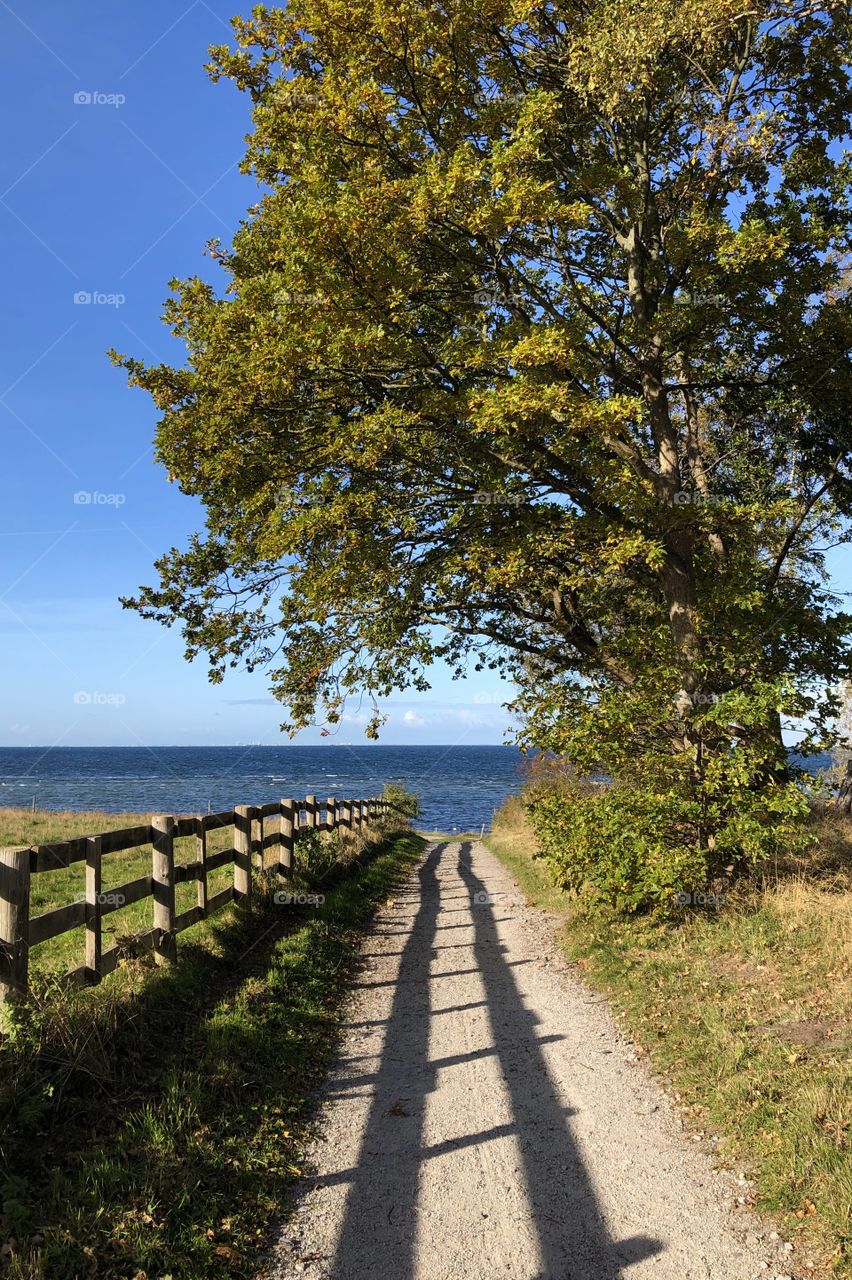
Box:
0 741 520 750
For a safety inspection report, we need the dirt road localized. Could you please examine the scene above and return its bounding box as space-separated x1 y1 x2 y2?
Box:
264 840 797 1280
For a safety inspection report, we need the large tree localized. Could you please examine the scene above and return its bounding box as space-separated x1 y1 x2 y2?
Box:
115 0 852 832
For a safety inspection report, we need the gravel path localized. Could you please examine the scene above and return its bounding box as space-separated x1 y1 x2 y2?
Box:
263 840 799 1280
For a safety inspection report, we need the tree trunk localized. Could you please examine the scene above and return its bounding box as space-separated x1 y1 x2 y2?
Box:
762 709 790 783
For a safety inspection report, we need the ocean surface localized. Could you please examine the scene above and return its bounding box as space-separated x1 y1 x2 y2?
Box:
0 745 528 833
0 746 834 835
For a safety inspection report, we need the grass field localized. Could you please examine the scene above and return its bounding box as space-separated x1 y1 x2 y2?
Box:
487 795 852 1278
0 803 424 1279
1 807 238 977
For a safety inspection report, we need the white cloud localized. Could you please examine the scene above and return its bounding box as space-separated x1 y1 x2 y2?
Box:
443 708 487 726
402 709 426 726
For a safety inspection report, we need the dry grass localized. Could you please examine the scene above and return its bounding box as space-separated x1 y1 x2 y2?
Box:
760 807 852 969
0 806 162 848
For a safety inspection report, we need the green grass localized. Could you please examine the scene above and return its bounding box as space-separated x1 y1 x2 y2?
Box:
487 801 852 1278
0 821 424 1279
0 808 238 975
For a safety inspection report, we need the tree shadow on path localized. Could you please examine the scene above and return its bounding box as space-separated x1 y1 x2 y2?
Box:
324 841 662 1279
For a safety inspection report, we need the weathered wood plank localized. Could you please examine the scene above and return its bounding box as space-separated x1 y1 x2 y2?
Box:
203 810 234 831
29 899 87 946
206 885 234 915
205 847 235 874
174 905 204 933
31 824 153 872
100 825 153 855
101 874 152 914
173 860 202 885
64 963 99 988
30 839 86 873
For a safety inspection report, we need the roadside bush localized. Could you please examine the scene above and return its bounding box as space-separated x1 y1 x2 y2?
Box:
518 674 815 914
529 780 706 914
293 826 343 883
526 750 812 915
293 792 418 883
380 782 420 823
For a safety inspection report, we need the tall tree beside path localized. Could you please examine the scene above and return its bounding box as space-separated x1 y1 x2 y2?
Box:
834 680 852 814
114 0 852 907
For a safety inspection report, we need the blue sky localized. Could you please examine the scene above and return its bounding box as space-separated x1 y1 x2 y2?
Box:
0 0 517 747
0 4 848 750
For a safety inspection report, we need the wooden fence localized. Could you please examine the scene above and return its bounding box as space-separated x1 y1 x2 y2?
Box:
0 793 390 1003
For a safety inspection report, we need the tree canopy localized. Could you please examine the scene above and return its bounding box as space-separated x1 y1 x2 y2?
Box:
114 0 852 894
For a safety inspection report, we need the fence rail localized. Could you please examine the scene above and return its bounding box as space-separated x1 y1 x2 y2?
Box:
0 793 391 1003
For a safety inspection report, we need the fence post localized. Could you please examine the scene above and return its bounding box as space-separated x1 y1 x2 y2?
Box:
234 805 253 904
253 808 265 871
327 796 337 832
85 835 102 980
197 816 209 915
280 799 295 877
262 809 277 872
0 848 30 1004
152 816 177 965
306 794 317 829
